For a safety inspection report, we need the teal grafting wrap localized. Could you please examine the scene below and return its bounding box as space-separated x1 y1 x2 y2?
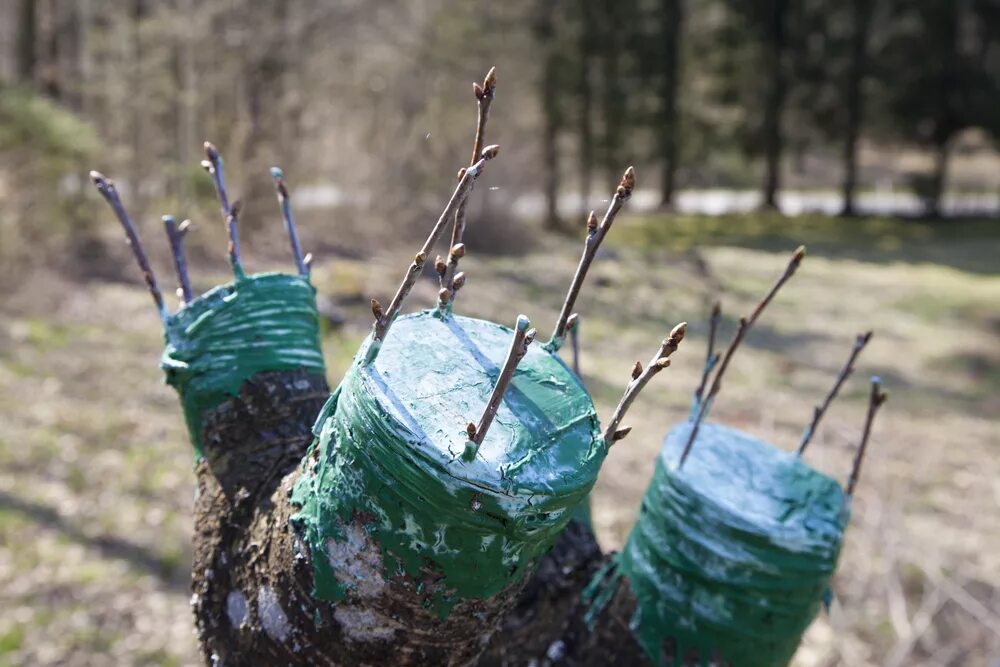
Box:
291 311 605 617
616 422 849 666
160 272 326 457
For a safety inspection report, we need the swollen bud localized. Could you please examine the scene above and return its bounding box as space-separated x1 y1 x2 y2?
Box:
203 141 220 161
617 166 636 198
434 255 447 276
586 210 598 234
612 426 633 442
371 298 384 321
668 321 687 347
483 67 497 95
450 243 466 260
481 144 500 160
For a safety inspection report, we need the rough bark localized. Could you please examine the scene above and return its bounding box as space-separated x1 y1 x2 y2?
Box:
479 520 604 666
189 369 524 666
481 548 714 667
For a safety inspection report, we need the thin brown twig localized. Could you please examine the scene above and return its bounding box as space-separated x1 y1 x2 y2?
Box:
679 246 806 467
465 314 536 458
602 322 687 447
89 171 168 320
440 67 497 309
163 215 193 303
367 148 499 357
798 330 874 456
569 313 581 376
846 376 888 496
546 166 636 350
692 301 721 413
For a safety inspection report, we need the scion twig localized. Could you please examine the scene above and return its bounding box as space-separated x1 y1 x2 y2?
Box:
440 67 497 309
368 148 499 357
846 376 888 496
679 246 807 467
691 301 721 415
602 322 687 447
270 167 308 276
89 171 167 320
798 331 874 456
569 313 581 376
465 314 536 459
201 141 244 277
546 166 636 350
163 215 193 303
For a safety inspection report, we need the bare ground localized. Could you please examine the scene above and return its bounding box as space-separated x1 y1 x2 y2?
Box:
1 213 997 666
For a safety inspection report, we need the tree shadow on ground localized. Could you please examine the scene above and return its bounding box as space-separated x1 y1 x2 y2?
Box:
0 489 190 593
615 214 1000 276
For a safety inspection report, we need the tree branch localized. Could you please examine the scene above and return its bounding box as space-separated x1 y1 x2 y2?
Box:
202 141 244 277
846 376 887 496
367 148 499 355
602 322 687 447
163 215 193 303
270 167 308 276
679 246 806 467
440 67 497 309
89 171 167 320
465 314 536 459
691 300 721 414
798 330 873 456
569 313 581 376
546 166 636 350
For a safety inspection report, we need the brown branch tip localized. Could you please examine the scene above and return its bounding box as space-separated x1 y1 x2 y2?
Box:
601 321 686 447
846 376 888 496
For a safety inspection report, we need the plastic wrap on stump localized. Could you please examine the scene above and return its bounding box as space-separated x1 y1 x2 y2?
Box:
581 422 848 666
288 311 605 649
160 272 326 458
154 271 330 665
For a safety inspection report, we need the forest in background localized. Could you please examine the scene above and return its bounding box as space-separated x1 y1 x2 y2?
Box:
0 0 998 278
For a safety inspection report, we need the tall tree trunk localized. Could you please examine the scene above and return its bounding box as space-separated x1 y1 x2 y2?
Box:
760 0 788 211
839 0 871 218
658 0 684 208
578 0 596 212
600 0 624 182
537 0 562 230
128 0 145 214
16 0 37 86
927 138 950 218
38 0 61 99
172 0 198 206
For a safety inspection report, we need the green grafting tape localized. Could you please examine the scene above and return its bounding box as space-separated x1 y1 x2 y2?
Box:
291 311 605 617
160 272 326 458
615 422 849 666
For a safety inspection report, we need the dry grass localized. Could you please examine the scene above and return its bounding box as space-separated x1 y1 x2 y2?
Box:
0 213 997 666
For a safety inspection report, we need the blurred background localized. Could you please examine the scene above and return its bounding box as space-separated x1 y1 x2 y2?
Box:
0 1 997 665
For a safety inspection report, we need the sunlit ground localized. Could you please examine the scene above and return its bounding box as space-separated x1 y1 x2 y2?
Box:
1 213 997 666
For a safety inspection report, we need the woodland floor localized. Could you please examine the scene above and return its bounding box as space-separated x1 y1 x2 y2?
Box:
0 213 998 666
